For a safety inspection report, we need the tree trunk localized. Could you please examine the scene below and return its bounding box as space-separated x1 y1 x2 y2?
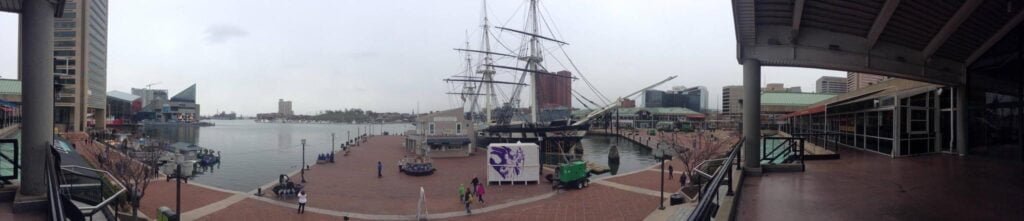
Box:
132 199 140 220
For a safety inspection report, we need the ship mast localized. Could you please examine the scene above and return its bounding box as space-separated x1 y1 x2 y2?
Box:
480 0 495 125
527 0 541 124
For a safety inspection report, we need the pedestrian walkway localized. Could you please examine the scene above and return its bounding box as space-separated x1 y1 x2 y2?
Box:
132 135 687 220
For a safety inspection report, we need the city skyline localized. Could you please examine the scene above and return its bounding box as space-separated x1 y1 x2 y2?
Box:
0 0 843 116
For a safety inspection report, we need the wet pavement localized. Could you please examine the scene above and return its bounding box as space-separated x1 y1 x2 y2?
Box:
737 148 1024 221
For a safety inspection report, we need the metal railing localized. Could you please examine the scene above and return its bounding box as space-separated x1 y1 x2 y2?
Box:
61 165 127 218
761 137 806 171
46 144 66 221
0 139 18 187
46 142 126 221
788 133 841 156
686 137 744 221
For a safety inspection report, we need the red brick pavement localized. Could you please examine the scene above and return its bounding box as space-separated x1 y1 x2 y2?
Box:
140 180 233 217
197 198 339 221
605 170 682 194
447 185 660 221
266 136 553 215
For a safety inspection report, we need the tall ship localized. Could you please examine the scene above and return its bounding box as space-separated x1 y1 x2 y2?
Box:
444 0 675 161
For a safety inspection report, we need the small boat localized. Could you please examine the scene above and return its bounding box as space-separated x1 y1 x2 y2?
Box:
399 156 435 176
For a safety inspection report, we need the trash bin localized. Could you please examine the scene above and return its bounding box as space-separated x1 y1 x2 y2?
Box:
158 206 178 221
670 193 685 205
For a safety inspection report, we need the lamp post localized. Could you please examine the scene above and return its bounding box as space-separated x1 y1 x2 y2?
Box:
175 164 182 215
301 139 307 183
655 145 667 210
331 133 335 163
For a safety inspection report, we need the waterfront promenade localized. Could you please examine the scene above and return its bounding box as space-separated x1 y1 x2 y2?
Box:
110 135 695 220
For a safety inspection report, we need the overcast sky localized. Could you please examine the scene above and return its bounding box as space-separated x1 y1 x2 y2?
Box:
0 0 843 116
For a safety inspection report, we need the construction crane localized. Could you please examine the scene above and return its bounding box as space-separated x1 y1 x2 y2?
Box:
146 82 161 90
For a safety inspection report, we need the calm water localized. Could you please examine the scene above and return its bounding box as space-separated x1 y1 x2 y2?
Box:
145 120 656 191
580 135 659 177
145 120 414 192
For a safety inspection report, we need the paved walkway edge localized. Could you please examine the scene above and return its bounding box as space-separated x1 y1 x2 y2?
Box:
181 194 248 220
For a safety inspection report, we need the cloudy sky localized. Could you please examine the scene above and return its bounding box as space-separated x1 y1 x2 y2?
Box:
0 0 842 116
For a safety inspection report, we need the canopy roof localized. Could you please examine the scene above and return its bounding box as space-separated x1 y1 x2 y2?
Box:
733 0 1024 86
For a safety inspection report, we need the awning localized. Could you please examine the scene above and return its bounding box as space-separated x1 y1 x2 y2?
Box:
425 136 471 145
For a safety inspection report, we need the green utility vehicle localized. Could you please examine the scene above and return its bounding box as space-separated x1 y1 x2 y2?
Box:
552 160 591 189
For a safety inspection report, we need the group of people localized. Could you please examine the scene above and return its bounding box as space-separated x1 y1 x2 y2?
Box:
317 152 335 162
458 177 486 214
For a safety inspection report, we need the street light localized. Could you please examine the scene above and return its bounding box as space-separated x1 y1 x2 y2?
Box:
654 145 667 210
301 139 307 183
331 133 335 163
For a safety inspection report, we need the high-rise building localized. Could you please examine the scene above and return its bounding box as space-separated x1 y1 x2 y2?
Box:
817 76 848 94
847 72 889 92
536 70 572 109
645 86 708 112
278 99 294 117
51 0 108 132
722 85 744 114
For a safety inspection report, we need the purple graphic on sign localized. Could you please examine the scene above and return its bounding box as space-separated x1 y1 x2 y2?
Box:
489 146 526 179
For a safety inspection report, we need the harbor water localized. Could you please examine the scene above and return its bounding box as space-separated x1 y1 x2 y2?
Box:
145 120 657 191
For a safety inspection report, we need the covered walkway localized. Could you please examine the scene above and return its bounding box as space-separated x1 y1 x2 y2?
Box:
737 148 1024 221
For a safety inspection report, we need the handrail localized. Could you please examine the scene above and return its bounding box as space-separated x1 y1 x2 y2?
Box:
45 144 66 221
760 137 806 171
687 137 744 221
789 133 841 156
0 139 18 186
762 137 795 161
60 165 127 216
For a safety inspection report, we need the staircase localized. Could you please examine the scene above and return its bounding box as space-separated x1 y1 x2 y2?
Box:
759 137 805 172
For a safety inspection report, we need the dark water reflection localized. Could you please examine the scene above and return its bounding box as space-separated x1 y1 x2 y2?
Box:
580 135 657 178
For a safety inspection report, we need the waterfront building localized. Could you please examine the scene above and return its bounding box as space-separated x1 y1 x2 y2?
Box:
721 85 743 115
760 92 834 128
49 0 109 132
405 108 473 157
0 79 22 129
784 79 946 156
278 99 294 117
644 85 708 112
106 90 139 125
535 70 572 122
620 98 636 108
131 84 199 122
847 72 890 92
816 76 847 94
574 107 704 129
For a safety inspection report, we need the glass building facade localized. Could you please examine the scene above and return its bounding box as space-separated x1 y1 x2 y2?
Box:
783 81 953 157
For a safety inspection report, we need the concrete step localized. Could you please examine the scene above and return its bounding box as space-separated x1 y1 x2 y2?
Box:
0 184 17 202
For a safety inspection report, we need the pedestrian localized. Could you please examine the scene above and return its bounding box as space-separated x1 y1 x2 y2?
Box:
297 191 307 214
458 184 467 203
463 189 473 214
475 183 485 203
377 161 383 178
470 177 478 195
668 165 674 180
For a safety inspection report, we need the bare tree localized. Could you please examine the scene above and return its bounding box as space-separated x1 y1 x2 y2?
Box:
98 147 160 220
661 131 731 186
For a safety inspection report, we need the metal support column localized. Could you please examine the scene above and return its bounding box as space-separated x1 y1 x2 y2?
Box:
956 86 968 156
19 0 56 197
742 59 762 171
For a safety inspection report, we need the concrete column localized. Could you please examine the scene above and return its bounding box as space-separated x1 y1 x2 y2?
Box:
956 86 968 156
19 0 56 197
95 109 107 130
742 59 762 170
